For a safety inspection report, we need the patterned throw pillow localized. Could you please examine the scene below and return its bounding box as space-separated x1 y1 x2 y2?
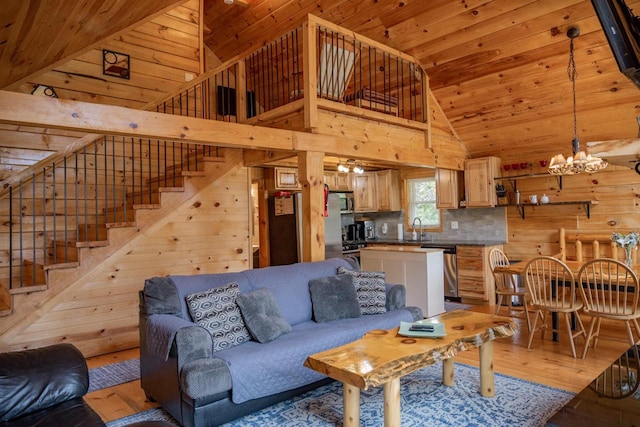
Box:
186 282 251 352
337 266 387 315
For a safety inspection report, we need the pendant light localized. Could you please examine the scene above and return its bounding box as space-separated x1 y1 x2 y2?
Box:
548 27 607 176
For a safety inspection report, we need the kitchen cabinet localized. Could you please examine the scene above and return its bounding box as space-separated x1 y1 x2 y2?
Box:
351 169 401 212
352 172 377 212
464 157 501 207
360 246 445 317
435 168 463 209
457 245 500 304
324 171 351 191
375 170 401 211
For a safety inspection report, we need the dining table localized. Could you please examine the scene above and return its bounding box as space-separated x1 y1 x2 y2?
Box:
494 258 640 341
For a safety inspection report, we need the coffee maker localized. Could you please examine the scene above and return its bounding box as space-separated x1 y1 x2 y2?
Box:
356 220 375 240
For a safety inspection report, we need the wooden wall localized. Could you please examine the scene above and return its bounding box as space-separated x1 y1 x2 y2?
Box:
0 159 251 357
503 165 639 261
16 0 202 109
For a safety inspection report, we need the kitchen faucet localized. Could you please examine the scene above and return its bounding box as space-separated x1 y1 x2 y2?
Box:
411 217 422 241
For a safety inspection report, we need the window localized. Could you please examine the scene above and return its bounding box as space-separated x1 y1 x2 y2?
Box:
407 177 440 228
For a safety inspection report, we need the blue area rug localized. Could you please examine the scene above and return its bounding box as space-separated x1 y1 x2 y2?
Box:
105 362 573 427
444 301 471 312
88 358 140 392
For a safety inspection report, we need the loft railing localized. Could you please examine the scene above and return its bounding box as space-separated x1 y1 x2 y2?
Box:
2 136 218 292
148 14 427 125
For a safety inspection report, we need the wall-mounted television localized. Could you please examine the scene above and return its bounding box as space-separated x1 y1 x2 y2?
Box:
591 0 640 88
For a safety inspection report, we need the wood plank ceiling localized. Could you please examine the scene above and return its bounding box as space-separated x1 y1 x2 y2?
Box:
202 0 640 167
1 0 639 181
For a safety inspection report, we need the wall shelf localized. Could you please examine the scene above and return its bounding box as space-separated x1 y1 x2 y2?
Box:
501 200 598 220
496 173 562 191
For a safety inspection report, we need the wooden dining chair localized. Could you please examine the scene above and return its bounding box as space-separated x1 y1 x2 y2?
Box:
524 256 587 358
577 258 640 359
489 248 531 332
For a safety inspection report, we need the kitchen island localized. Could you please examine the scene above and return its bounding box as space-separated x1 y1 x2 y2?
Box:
360 246 444 318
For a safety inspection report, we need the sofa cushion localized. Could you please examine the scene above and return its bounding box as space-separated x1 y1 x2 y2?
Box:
338 266 387 315
308 275 361 323
237 288 292 343
241 258 354 326
143 276 182 316
185 283 251 352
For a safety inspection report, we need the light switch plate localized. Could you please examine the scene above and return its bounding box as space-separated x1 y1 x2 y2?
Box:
451 221 459 230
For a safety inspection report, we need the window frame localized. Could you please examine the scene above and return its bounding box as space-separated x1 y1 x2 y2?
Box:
404 173 443 232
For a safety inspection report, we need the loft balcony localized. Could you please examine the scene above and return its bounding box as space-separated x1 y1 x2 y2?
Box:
149 14 431 160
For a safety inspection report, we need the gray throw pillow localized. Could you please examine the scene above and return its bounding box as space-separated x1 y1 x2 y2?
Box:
236 288 292 343
308 275 361 323
143 276 182 316
337 266 387 315
186 282 251 352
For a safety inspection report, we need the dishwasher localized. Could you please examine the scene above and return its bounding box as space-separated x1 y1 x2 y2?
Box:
421 243 459 302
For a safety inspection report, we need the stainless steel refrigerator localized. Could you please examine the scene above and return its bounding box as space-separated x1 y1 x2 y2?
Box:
267 193 342 265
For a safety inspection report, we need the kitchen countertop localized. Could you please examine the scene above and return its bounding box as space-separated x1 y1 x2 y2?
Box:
360 246 443 253
366 238 506 247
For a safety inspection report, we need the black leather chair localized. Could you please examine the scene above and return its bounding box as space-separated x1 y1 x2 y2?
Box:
0 343 105 427
0 343 175 427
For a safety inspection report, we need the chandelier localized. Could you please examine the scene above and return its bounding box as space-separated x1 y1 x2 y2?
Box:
548 27 607 176
337 159 364 174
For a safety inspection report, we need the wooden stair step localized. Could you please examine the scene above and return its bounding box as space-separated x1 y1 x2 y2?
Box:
158 186 185 192
20 260 46 286
43 261 80 271
50 241 79 263
10 284 47 294
0 284 11 316
75 240 109 248
0 303 12 316
78 224 108 241
106 221 136 228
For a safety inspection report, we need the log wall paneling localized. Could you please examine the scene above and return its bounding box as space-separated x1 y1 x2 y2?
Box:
0 156 250 356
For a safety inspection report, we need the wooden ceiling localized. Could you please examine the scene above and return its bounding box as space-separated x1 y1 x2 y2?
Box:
1 0 639 181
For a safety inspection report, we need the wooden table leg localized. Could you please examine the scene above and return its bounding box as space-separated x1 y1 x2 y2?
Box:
383 378 401 427
343 382 360 427
442 357 454 386
479 340 495 397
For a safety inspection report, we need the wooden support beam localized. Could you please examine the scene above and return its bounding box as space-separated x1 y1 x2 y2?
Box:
298 151 325 262
293 131 436 167
303 21 318 130
0 91 294 151
0 91 443 168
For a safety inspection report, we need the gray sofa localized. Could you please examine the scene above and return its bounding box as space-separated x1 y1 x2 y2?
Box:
139 258 422 427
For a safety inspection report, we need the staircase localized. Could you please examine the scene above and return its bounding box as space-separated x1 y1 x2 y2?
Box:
0 139 223 317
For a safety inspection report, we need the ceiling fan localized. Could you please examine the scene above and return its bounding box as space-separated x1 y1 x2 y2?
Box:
586 116 640 175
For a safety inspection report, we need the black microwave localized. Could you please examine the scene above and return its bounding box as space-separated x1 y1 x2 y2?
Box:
337 192 354 214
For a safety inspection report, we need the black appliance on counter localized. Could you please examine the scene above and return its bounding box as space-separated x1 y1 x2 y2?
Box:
421 242 459 302
341 239 366 264
346 223 362 241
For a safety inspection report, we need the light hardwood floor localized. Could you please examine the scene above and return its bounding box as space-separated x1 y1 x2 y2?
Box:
84 305 634 423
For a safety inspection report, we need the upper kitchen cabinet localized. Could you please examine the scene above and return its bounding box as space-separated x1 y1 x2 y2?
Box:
464 157 501 208
435 168 464 209
352 172 377 212
352 170 401 212
375 170 401 211
325 171 352 191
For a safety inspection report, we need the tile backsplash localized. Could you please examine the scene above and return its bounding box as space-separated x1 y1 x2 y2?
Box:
344 207 507 242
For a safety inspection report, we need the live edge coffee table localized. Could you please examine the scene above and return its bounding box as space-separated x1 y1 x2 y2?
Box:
304 310 518 427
